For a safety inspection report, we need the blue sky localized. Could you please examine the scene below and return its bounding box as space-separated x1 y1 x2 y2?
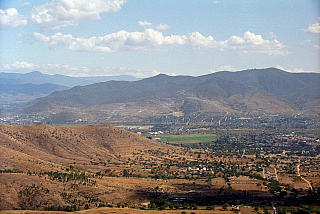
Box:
0 0 319 77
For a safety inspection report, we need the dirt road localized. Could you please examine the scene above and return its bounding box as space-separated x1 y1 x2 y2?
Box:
297 164 313 190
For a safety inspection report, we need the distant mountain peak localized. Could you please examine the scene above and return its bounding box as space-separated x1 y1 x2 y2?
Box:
26 71 44 75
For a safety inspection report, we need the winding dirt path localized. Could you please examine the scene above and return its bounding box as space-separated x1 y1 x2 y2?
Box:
297 164 313 190
273 167 278 181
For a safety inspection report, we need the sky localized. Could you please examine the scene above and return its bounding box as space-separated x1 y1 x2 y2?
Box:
0 0 319 78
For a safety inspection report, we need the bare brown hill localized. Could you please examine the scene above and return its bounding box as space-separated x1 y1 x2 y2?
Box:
0 124 178 210
0 124 167 171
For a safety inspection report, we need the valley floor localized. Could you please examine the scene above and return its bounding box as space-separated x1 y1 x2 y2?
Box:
0 206 256 214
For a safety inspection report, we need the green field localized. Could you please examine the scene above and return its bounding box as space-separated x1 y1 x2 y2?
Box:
159 134 217 143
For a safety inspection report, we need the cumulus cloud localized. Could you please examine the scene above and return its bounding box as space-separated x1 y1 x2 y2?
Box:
30 0 126 31
0 8 27 29
138 20 170 31
210 65 238 73
33 29 187 53
223 31 291 55
275 65 318 73
33 26 290 55
304 18 320 34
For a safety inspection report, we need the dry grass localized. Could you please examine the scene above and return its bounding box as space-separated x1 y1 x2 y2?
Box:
0 123 316 212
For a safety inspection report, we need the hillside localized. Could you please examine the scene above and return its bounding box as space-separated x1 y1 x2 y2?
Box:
0 123 167 170
17 68 320 124
0 124 174 210
1 124 318 212
0 82 69 104
0 71 140 88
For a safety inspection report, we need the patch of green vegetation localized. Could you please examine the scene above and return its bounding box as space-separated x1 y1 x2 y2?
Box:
159 134 217 142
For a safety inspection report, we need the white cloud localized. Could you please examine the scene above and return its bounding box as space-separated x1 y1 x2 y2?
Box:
138 21 153 29
30 0 126 31
214 1 220 4
33 29 184 53
3 61 37 70
223 31 291 55
138 20 170 31
150 70 177 77
304 18 320 34
1 61 91 76
269 32 277 38
0 61 161 77
33 28 290 55
314 45 320 49
22 2 32 6
210 65 238 73
155 23 170 31
0 8 27 29
300 39 311 45
275 65 318 73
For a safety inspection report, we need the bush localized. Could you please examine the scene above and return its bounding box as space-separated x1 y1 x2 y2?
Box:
148 203 157 210
159 205 167 210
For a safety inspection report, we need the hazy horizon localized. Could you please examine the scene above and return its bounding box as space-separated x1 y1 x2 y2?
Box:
1 1 319 78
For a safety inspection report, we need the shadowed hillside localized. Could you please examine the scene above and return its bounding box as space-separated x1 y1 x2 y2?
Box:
0 71 140 105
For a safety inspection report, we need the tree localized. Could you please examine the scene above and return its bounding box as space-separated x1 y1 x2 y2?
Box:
222 203 229 210
148 203 157 210
174 203 180 210
277 208 287 214
182 202 189 210
190 203 198 210
150 197 167 207
123 169 129 177
159 205 167 210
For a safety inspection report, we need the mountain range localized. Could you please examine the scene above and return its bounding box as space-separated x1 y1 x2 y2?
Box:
14 68 319 124
0 71 140 104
